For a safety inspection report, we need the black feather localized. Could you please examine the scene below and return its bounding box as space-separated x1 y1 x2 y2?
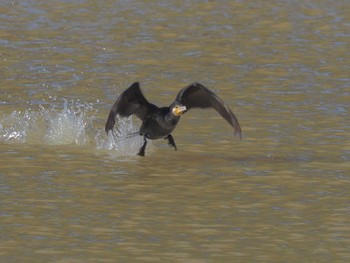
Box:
105 82 152 133
176 82 241 137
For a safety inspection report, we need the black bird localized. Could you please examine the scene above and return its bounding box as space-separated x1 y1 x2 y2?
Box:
105 82 241 156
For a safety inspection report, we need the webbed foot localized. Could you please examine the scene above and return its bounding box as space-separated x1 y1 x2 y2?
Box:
165 134 177 151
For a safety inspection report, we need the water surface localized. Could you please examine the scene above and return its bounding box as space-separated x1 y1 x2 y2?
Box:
1 0 350 262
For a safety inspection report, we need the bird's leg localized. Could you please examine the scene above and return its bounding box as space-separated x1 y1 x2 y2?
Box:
165 134 177 151
138 137 147 156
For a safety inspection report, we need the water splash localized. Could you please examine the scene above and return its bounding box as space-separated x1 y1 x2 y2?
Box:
0 109 44 144
44 102 90 145
0 100 143 156
95 116 144 156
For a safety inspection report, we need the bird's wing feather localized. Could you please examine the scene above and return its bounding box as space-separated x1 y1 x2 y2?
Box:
176 82 242 137
105 82 151 133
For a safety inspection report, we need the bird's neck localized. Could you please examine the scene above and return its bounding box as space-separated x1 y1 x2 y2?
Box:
165 112 180 125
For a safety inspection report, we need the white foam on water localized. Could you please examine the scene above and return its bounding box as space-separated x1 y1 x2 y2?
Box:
0 100 143 156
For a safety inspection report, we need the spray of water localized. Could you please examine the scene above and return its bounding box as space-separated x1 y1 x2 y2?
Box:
0 100 143 156
95 116 144 155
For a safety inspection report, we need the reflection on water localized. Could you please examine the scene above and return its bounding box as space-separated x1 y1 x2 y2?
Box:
1 0 350 262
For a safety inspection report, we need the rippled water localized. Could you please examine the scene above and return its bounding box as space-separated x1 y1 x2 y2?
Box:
1 0 350 262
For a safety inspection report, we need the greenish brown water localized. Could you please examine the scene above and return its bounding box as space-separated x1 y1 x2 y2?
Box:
1 0 349 262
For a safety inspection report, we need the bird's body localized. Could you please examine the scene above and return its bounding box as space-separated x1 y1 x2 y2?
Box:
105 82 241 156
140 106 179 139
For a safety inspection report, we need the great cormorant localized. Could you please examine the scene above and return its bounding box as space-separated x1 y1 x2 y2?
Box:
105 82 241 156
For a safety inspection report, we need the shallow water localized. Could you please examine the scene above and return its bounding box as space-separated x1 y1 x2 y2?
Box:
1 0 350 262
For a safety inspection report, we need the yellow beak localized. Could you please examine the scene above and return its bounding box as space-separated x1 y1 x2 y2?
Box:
174 106 187 116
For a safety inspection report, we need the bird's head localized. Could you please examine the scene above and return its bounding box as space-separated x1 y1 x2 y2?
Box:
171 104 187 116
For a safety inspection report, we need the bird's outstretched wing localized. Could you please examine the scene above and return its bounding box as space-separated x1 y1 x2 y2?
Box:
105 82 151 133
176 82 242 137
